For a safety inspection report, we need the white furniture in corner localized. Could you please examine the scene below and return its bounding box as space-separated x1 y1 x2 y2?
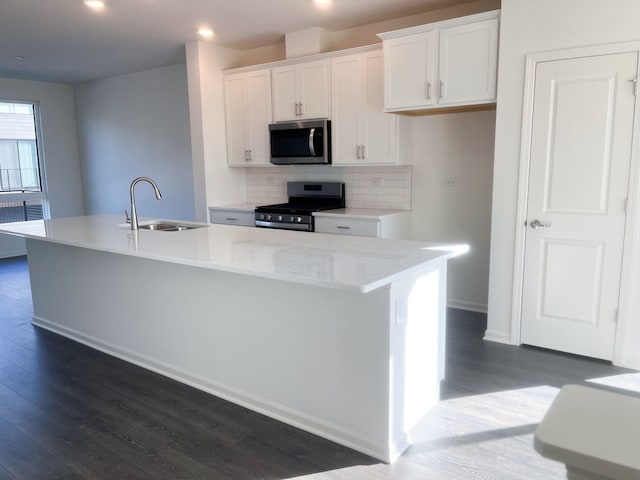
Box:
271 59 330 122
224 69 272 166
378 10 499 113
535 384 640 480
314 209 410 239
331 49 399 165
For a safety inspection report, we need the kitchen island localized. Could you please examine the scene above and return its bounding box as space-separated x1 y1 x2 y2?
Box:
0 214 466 463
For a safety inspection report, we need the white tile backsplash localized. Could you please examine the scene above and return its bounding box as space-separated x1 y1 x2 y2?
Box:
246 166 412 209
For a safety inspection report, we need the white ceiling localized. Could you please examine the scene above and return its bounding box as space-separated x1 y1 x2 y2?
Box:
0 0 474 84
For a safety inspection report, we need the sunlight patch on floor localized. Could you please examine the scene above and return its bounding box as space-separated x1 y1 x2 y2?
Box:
587 372 640 393
287 386 566 480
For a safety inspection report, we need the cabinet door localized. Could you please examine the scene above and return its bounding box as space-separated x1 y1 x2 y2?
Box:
383 31 436 110
245 69 272 165
362 51 397 164
271 65 298 121
438 18 498 105
224 73 249 166
298 59 330 120
331 54 361 164
315 216 381 237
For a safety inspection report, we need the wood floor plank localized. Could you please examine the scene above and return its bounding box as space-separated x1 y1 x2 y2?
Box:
0 255 637 479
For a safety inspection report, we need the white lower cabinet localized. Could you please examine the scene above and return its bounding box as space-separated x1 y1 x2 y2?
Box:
314 211 410 238
209 207 255 227
315 216 381 237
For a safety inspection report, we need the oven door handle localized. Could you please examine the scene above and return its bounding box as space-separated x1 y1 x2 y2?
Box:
308 128 316 157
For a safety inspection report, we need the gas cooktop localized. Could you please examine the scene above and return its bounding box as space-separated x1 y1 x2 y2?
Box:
255 181 345 232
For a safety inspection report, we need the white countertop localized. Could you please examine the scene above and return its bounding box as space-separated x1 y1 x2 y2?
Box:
313 208 410 219
208 203 257 212
0 214 467 293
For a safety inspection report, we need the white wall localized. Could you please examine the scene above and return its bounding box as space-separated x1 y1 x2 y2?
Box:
185 42 247 222
0 77 84 257
413 110 495 312
245 165 412 210
75 64 195 222
488 0 640 368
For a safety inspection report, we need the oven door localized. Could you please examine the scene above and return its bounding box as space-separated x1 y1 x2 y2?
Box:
269 120 330 165
255 210 314 231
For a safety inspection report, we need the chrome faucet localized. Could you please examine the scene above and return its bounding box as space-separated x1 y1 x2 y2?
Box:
129 176 162 230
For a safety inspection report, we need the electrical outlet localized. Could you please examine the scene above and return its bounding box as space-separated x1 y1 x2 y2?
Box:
371 176 384 186
444 177 458 187
395 299 407 325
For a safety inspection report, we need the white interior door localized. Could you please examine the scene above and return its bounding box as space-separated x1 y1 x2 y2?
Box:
521 52 638 360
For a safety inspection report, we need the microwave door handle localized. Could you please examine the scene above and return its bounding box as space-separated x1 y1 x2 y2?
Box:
308 128 316 156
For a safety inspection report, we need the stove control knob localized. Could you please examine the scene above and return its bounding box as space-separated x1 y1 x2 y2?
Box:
278 215 284 222
297 216 303 223
289 216 295 222
267 215 272 221
259 214 265 220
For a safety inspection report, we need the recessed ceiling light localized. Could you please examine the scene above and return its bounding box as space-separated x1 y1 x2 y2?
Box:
313 0 333 10
84 0 105 9
197 28 214 38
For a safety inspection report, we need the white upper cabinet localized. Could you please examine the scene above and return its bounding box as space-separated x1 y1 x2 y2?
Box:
382 31 437 110
331 50 398 165
379 10 500 113
272 59 330 122
438 18 499 105
224 69 272 166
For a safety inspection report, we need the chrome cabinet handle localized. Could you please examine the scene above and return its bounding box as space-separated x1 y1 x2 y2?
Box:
361 145 366 159
299 102 304 116
294 102 299 116
225 217 238 221
356 145 362 158
247 149 252 161
529 219 552 229
337 226 351 230
244 149 248 161
440 81 444 99
425 81 431 100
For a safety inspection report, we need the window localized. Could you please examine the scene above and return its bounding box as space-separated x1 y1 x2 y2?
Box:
0 101 46 223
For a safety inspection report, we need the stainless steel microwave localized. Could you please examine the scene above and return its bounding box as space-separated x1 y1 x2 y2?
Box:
269 119 331 165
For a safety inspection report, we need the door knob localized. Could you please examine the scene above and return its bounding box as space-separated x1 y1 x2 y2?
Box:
529 219 551 229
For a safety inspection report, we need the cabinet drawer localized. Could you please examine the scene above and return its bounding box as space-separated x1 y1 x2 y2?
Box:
314 217 380 237
209 209 255 227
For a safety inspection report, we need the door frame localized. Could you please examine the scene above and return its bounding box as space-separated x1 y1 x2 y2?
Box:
511 41 640 366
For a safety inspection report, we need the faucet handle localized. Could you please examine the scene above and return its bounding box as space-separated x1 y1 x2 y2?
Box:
124 209 131 223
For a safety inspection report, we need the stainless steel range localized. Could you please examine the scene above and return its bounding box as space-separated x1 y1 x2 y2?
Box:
255 181 345 231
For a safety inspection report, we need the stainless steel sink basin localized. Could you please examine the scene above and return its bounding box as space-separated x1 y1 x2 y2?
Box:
137 221 206 232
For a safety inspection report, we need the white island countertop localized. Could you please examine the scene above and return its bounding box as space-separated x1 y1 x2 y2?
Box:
0 214 467 293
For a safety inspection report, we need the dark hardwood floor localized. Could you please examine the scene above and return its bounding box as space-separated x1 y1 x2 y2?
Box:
0 255 637 479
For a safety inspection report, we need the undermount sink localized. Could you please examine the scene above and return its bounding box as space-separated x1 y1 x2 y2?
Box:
138 221 206 232
118 220 207 232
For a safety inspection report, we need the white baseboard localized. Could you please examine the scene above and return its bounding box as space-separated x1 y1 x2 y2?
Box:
483 329 514 345
447 299 488 313
32 314 399 463
0 249 27 259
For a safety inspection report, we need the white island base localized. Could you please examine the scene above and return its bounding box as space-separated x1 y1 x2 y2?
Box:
26 237 448 463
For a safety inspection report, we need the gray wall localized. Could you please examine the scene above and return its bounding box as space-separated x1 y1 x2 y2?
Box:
412 110 495 312
75 63 195 221
0 77 85 257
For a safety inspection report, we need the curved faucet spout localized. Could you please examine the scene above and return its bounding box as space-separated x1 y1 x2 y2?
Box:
129 176 162 230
